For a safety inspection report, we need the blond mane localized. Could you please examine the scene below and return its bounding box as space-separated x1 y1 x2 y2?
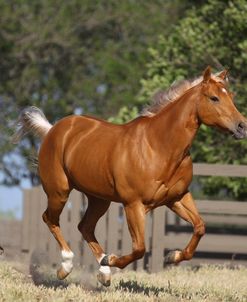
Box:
141 73 225 116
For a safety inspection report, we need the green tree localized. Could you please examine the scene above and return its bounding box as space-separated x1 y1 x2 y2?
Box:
138 0 247 199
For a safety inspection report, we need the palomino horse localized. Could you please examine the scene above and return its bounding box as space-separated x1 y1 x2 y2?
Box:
13 66 247 286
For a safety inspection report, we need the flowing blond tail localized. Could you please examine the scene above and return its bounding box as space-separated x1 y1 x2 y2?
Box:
12 106 53 143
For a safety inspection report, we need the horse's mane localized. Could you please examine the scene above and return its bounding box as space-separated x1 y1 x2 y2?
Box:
141 73 225 116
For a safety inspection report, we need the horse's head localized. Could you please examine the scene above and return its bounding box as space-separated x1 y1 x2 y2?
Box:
197 66 247 139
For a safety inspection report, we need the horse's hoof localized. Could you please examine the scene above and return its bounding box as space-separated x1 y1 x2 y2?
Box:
108 254 118 266
0 246 4 255
164 250 182 264
57 267 70 280
97 271 111 287
100 254 118 267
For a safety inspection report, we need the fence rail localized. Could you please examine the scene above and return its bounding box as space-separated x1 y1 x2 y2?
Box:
193 163 247 177
2 163 247 272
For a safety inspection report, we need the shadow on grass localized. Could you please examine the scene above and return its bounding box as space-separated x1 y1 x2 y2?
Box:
28 250 94 290
115 279 168 297
29 263 101 292
30 263 74 289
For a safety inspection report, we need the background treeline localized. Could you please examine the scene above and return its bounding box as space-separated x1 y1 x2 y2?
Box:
1 0 247 199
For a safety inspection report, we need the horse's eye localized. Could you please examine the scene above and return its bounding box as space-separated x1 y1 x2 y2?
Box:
209 96 219 102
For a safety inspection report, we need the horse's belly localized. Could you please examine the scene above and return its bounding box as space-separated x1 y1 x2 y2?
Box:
64 146 114 199
68 171 115 201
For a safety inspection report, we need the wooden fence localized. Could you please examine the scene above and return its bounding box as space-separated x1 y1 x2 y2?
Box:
18 164 247 272
0 219 22 260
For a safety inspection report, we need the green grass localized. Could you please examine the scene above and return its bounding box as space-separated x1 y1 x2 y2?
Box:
0 261 246 301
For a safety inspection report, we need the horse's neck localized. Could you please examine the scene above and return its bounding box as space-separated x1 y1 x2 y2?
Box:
146 89 200 154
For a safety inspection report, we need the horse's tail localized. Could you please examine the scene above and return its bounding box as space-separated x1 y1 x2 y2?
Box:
12 106 53 143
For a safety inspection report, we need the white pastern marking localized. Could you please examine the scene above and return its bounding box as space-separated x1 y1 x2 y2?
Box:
99 265 111 275
98 253 111 275
61 250 74 273
221 88 227 94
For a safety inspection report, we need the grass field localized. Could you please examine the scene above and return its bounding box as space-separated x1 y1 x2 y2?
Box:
0 261 246 302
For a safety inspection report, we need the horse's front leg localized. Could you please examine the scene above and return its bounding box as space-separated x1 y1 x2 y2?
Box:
165 192 205 264
101 201 146 269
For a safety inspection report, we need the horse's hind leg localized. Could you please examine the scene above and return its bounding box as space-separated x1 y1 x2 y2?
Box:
165 192 205 264
77 196 111 286
42 185 74 280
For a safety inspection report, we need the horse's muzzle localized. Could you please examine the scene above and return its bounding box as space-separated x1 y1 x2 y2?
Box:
233 121 247 139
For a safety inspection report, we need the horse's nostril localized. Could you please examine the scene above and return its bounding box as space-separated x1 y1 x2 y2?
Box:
238 122 246 130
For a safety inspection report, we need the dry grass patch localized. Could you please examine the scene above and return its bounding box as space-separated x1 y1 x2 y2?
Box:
0 261 246 301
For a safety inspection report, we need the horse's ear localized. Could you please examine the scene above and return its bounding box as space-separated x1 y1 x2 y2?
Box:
202 66 211 83
218 69 229 81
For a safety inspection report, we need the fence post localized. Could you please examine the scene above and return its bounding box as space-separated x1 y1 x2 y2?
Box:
106 203 120 255
150 207 166 273
68 190 84 266
21 189 31 255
